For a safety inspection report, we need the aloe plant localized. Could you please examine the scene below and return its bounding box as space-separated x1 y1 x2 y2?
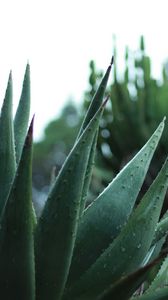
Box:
81 37 168 205
0 59 168 300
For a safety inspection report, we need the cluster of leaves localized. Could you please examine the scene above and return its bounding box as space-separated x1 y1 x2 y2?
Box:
1 59 168 300
82 37 168 212
86 37 168 175
33 37 168 205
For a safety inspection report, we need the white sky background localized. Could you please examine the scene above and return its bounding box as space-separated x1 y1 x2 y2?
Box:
0 0 168 140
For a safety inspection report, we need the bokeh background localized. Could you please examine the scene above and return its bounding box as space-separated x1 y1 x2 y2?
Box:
0 0 168 213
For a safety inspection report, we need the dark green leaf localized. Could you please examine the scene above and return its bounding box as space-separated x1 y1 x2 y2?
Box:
143 254 168 296
134 287 168 300
77 57 113 138
0 118 35 300
152 216 168 245
65 156 168 299
0 73 16 215
14 64 30 164
35 103 105 300
97 252 167 300
67 119 165 285
77 58 113 216
79 131 98 216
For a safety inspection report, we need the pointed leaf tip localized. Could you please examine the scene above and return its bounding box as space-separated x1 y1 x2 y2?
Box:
110 55 114 66
29 114 35 134
26 62 30 72
26 115 34 146
9 70 12 81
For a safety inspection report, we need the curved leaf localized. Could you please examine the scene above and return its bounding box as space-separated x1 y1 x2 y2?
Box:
67 119 165 285
0 118 35 300
79 131 98 216
0 73 16 215
97 252 167 300
77 57 113 138
77 58 113 216
152 216 168 245
14 63 31 164
35 102 105 300
135 287 168 300
65 156 168 299
144 255 168 296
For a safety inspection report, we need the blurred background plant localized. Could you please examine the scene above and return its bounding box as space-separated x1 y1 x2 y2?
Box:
33 36 168 212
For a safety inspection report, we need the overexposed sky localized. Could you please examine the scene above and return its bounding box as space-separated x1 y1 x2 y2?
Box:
0 0 168 139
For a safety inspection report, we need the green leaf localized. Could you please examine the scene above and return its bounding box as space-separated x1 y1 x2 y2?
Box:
152 216 168 245
0 118 35 300
79 131 98 216
65 156 168 299
97 252 167 300
144 255 168 296
144 209 168 267
142 238 165 267
135 287 168 300
0 72 16 215
77 58 113 216
14 63 31 164
67 119 165 285
77 57 113 138
35 103 105 300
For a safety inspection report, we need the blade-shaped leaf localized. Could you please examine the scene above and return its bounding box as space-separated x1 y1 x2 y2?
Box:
77 56 113 138
79 131 98 216
0 118 35 300
77 58 113 216
97 252 167 300
14 63 30 164
64 157 168 299
67 119 165 285
144 254 168 296
152 216 168 245
0 73 16 215
142 238 165 267
134 287 168 300
35 102 105 300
